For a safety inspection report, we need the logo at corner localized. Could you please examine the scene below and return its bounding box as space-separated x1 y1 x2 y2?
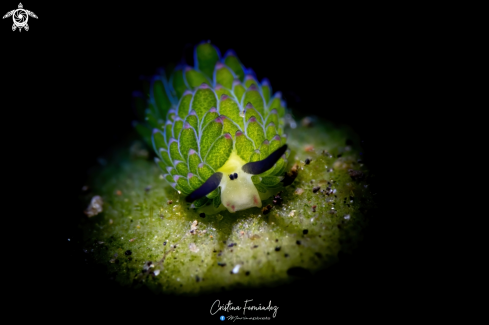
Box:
220 315 225 321
3 3 37 32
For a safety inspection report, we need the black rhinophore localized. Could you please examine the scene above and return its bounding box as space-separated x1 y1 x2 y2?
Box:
185 172 223 202
241 145 288 175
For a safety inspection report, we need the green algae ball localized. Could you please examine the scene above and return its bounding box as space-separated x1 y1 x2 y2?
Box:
79 43 373 295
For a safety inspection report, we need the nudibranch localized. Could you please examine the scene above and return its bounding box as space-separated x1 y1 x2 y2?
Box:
133 42 290 214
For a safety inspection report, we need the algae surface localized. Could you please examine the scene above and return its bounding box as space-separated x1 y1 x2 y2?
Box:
79 118 372 295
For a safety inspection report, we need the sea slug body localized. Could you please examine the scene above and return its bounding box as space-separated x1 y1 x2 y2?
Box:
133 42 290 214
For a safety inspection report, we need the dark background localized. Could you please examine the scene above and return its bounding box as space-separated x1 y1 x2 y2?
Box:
2 3 412 322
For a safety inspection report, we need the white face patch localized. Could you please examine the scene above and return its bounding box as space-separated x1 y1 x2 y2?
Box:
217 151 262 213
220 171 262 213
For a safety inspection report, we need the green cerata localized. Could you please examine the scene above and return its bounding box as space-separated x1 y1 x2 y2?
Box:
133 42 291 215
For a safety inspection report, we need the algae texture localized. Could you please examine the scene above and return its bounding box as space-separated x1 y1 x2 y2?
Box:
79 118 372 295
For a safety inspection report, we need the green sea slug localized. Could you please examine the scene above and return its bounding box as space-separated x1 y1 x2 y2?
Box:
133 42 291 215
